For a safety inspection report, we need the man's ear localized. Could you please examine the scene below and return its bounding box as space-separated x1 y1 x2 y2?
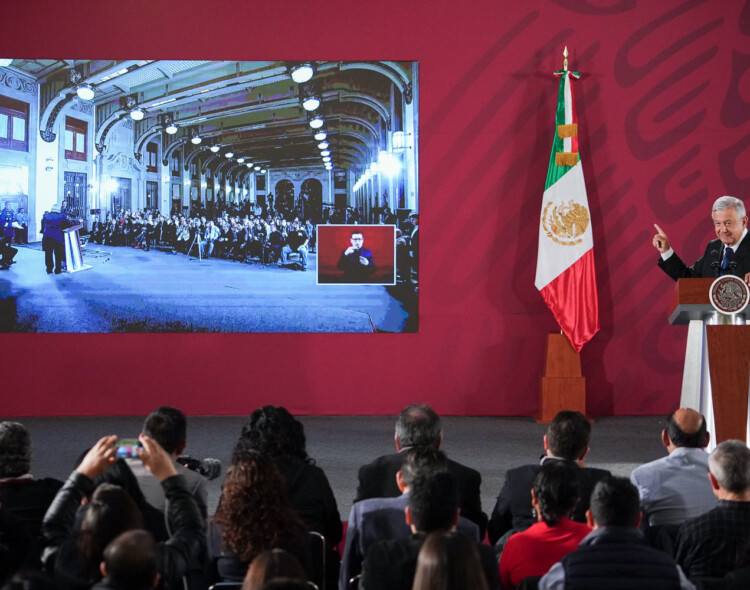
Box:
436 434 443 451
708 471 721 491
703 431 711 449
394 433 402 451
175 441 186 456
405 505 412 526
661 429 671 449
396 470 405 493
585 509 596 529
543 435 549 452
635 510 643 529
453 508 460 528
100 562 107 578
578 447 590 462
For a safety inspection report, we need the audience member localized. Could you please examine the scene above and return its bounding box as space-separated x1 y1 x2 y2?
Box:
538 476 694 589
236 406 342 551
126 406 208 519
631 408 715 526
0 422 62 578
355 403 486 535
411 530 489 590
92 530 159 590
77 459 168 543
675 439 750 580
207 450 311 583
41 434 205 590
243 549 308 590
488 410 610 545
360 471 499 590
340 446 479 590
499 461 590 590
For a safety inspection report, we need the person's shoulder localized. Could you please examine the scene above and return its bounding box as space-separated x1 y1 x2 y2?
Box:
360 452 400 472
446 457 481 480
583 466 611 479
631 454 670 479
505 463 542 480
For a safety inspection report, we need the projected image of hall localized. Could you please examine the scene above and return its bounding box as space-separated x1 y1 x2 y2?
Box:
0 60 419 333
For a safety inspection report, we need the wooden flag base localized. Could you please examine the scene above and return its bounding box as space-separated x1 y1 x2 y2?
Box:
536 333 586 423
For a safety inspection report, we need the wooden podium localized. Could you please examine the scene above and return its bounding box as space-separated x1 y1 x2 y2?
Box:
670 279 750 444
537 334 586 423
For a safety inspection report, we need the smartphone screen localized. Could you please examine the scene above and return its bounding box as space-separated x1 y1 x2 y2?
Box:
115 438 142 459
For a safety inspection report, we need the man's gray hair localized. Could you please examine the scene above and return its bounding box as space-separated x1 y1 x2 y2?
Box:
708 439 750 494
395 403 442 448
713 196 747 219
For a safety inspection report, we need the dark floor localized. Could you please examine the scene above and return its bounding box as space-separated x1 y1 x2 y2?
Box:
0 244 412 332
16 415 667 518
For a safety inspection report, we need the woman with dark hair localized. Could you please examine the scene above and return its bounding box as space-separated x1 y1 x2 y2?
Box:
411 530 489 590
498 461 590 590
242 549 308 590
86 459 168 542
208 450 311 582
236 407 342 575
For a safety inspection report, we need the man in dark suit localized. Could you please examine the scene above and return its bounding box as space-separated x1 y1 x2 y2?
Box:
360 471 500 590
354 403 487 536
488 410 610 546
341 446 479 590
41 203 71 274
654 195 750 282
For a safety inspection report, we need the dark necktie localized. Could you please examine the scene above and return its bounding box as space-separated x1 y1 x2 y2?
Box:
721 247 734 272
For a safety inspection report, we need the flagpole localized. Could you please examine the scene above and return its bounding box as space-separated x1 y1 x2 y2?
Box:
535 45 598 422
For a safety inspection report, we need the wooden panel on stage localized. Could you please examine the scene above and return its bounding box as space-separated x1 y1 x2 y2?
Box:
706 326 750 442
668 278 715 324
538 334 586 423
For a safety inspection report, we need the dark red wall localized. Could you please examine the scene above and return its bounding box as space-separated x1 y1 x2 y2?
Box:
2 0 748 417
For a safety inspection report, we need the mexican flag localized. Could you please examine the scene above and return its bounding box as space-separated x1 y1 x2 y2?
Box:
534 68 599 352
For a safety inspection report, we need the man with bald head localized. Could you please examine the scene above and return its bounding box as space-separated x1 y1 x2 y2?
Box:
630 408 717 527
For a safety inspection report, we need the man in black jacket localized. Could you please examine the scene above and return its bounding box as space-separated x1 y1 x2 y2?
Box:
488 410 610 545
42 434 206 590
654 195 750 282
354 403 487 536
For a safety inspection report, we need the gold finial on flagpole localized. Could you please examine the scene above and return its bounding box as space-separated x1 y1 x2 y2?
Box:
563 46 568 72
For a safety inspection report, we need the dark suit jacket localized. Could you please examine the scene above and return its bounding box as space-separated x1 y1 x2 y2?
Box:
41 211 71 244
360 533 500 590
340 492 479 589
487 459 610 545
355 451 487 536
657 236 750 280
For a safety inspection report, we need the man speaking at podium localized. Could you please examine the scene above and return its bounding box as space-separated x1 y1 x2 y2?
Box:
653 196 750 284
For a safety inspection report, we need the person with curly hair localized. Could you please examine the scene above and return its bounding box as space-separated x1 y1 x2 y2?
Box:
236 406 342 587
208 450 312 583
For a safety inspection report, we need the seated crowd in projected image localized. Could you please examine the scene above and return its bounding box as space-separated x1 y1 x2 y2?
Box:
24 404 750 590
84 196 420 281
88 196 318 266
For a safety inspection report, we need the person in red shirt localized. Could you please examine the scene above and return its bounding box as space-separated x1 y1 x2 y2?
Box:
499 460 590 589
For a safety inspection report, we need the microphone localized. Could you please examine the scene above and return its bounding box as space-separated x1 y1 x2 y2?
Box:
710 250 721 277
177 455 223 480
